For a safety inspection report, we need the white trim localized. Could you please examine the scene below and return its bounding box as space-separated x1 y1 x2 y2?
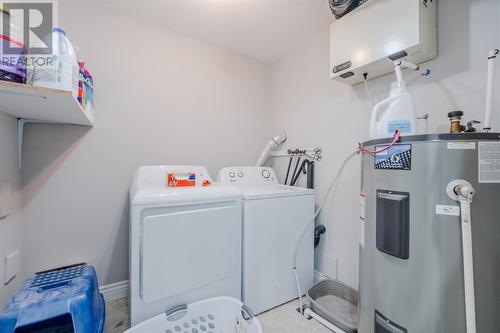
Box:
314 270 330 283
100 273 328 302
99 280 129 302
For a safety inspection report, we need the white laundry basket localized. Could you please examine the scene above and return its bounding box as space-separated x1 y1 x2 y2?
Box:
125 297 262 333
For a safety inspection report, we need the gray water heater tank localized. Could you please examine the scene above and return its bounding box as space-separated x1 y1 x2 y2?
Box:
359 133 500 333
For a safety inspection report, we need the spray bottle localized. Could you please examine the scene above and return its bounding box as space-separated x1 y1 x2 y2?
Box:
369 60 420 139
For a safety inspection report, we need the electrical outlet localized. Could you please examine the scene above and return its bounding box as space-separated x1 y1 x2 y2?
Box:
4 250 19 284
0 181 12 220
323 255 339 280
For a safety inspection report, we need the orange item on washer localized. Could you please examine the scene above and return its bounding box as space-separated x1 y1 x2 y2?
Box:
167 172 196 187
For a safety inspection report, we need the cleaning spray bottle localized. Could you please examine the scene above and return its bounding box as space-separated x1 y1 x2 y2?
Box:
369 60 419 139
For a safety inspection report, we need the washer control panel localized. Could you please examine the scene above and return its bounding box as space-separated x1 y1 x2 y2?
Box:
217 167 278 184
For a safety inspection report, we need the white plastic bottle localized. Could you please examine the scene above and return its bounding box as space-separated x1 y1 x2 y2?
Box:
32 28 79 95
369 61 419 139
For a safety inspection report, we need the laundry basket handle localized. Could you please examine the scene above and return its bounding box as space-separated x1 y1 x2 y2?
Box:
165 304 187 319
241 304 256 321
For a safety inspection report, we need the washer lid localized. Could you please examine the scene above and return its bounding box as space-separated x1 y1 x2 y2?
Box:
131 184 241 206
238 184 314 200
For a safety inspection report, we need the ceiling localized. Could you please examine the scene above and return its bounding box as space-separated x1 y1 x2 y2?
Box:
89 0 332 63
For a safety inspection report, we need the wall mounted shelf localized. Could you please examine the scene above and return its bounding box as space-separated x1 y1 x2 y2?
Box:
0 80 94 167
0 80 93 125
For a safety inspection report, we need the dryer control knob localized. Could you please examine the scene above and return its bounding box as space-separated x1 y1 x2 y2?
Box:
238 171 244 178
229 172 236 178
262 169 271 179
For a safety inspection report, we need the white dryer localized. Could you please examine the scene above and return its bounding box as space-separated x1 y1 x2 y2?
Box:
217 166 315 314
129 166 242 326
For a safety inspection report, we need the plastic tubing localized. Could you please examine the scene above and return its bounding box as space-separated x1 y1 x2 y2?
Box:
294 131 401 316
363 75 376 107
256 132 287 167
293 150 358 315
358 130 401 155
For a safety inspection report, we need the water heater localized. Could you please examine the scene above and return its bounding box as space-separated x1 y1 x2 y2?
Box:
330 0 437 85
359 133 500 332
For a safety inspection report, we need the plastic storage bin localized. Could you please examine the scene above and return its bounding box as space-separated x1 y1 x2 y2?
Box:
307 279 359 333
126 297 262 333
0 263 105 333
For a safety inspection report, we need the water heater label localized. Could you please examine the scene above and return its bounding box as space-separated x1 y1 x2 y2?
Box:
374 144 412 170
359 192 366 219
435 204 460 216
478 142 500 183
388 121 412 134
447 142 476 150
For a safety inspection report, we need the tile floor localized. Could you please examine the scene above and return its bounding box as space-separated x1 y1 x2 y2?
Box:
105 298 332 333
257 300 333 333
105 297 130 333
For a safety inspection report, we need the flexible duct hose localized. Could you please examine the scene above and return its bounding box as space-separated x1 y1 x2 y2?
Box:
256 132 287 167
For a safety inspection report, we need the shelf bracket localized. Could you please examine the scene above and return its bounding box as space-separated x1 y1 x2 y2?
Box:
17 118 54 168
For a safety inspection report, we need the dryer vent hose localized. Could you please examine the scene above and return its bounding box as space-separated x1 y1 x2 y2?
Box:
256 132 287 167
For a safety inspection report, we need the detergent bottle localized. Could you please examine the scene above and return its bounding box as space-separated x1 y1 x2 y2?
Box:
369 61 419 139
31 28 79 95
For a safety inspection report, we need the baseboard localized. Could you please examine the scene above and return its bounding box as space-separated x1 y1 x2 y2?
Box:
100 273 327 301
314 270 330 283
99 280 129 302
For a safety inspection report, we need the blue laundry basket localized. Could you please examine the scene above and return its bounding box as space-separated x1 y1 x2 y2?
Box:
0 263 105 333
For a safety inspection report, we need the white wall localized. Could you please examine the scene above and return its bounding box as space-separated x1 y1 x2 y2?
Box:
20 1 270 285
7 0 500 299
268 0 500 288
0 112 22 306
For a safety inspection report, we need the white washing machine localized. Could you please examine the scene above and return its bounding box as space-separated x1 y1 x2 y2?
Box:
129 166 242 326
217 166 315 314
